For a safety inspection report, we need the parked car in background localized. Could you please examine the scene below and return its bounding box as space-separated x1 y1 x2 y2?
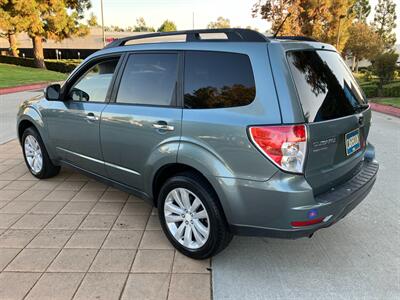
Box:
17 29 378 259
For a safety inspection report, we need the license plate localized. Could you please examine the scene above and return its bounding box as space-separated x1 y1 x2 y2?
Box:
345 129 361 156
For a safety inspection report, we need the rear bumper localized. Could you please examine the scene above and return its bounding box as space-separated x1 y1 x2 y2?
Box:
224 157 379 239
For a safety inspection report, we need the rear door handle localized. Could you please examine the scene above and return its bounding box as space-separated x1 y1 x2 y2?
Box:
86 112 98 121
152 121 174 131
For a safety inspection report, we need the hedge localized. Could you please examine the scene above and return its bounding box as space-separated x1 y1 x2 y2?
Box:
0 55 79 73
361 81 400 98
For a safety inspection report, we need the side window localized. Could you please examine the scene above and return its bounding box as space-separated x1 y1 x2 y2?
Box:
68 58 119 102
116 53 179 106
184 51 256 109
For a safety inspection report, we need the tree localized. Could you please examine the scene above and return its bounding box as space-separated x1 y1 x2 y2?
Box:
344 22 383 71
134 17 155 32
252 0 355 52
207 17 231 29
158 20 177 32
351 0 371 23
371 51 399 95
10 0 91 68
372 0 397 50
87 12 98 27
0 0 31 57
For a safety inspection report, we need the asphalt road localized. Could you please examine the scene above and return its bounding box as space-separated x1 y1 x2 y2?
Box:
212 112 400 299
0 90 41 144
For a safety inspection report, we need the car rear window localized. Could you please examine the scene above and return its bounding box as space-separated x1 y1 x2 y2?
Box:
184 51 256 109
287 50 366 123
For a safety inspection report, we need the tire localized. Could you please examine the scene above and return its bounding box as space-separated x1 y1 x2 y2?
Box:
157 171 233 259
21 127 60 179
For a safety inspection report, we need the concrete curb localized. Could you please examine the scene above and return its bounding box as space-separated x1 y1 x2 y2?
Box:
370 102 400 118
0 82 48 95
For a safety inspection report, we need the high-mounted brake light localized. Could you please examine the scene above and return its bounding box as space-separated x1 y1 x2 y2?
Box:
249 125 307 174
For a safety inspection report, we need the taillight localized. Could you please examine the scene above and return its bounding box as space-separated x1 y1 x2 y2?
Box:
249 125 307 174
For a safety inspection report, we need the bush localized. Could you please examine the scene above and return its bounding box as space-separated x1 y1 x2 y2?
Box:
383 84 400 97
362 85 378 98
371 51 399 94
0 55 79 73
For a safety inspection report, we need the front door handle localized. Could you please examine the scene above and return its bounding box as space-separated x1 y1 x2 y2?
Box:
86 112 98 121
152 121 174 131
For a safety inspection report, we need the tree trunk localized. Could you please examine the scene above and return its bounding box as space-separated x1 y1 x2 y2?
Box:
355 59 359 73
352 56 356 72
8 32 18 57
32 36 46 69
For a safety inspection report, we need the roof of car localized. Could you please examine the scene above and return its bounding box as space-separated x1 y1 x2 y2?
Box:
87 29 336 60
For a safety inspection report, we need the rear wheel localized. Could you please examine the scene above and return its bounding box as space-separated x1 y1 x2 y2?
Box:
22 127 60 179
158 172 232 259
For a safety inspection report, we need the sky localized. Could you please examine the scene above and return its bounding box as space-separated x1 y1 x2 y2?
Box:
87 0 400 40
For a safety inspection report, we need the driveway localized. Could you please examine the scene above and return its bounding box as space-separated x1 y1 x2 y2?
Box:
212 112 400 299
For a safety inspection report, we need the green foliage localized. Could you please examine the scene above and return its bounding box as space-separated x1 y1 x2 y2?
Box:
363 70 374 82
4 0 92 68
158 20 177 32
351 0 371 23
372 51 399 89
359 79 400 98
133 17 155 32
87 12 98 27
344 22 383 70
252 0 355 52
207 17 231 29
372 0 397 49
0 55 79 73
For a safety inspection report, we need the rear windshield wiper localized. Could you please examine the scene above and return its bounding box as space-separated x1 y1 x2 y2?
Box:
354 103 369 111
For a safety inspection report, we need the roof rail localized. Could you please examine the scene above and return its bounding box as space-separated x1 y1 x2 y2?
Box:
273 36 318 42
104 28 268 48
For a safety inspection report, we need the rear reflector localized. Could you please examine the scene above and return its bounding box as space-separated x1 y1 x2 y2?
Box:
248 125 307 174
291 218 324 227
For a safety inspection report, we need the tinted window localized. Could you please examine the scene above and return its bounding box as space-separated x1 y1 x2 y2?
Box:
287 50 366 123
69 58 119 102
117 53 178 106
184 51 256 109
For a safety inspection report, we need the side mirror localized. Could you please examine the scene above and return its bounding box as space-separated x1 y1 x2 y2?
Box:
45 84 61 101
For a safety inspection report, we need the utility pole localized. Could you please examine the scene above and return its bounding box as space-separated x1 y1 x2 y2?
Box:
100 0 106 47
192 12 195 29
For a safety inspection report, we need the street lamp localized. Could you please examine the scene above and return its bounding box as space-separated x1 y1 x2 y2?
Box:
336 15 346 49
100 0 106 47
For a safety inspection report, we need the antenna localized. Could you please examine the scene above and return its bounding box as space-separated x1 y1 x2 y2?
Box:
273 13 291 38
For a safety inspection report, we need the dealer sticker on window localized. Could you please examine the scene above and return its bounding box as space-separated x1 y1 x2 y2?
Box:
345 129 361 156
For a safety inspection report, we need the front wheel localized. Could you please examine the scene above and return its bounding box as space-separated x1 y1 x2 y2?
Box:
22 127 60 179
158 172 232 259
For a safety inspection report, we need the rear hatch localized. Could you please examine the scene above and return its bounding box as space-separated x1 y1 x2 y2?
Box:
287 49 371 195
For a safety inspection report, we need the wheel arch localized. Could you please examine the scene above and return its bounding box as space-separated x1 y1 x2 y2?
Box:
151 163 232 225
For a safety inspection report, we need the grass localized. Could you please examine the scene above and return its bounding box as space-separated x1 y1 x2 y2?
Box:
0 63 68 88
369 97 400 108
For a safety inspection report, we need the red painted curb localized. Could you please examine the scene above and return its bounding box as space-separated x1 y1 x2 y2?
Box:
0 83 48 96
369 102 400 118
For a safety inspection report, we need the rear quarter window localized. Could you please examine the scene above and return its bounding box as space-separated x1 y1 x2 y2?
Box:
287 50 366 122
184 51 256 109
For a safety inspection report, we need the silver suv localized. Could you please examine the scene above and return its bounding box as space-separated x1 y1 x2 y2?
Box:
17 29 378 259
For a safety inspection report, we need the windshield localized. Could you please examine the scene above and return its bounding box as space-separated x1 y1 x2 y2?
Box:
287 50 366 123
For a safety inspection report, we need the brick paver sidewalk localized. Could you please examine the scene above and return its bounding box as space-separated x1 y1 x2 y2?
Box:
0 140 211 300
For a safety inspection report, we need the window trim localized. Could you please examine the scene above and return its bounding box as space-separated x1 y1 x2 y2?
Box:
182 50 256 109
109 50 183 108
61 53 124 104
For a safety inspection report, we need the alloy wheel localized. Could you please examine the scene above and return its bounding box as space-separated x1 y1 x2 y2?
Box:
164 187 210 249
24 135 43 174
